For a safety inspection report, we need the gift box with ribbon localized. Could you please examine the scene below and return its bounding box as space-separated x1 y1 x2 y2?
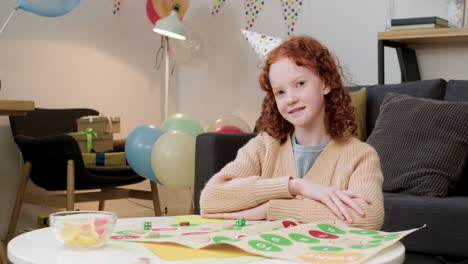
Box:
82 150 126 167
69 128 113 153
77 115 120 134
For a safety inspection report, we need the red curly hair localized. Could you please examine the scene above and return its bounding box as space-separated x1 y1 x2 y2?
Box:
256 35 356 143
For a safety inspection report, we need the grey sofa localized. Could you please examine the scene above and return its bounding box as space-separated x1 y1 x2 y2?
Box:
194 79 468 264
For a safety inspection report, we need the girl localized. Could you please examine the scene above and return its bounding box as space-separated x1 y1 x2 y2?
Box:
200 36 384 230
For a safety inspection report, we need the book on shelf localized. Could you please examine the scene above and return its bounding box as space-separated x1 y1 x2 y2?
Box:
391 16 449 27
389 23 449 31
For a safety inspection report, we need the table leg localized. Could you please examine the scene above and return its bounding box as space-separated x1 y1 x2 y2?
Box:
396 46 421 82
378 40 421 84
378 40 385 84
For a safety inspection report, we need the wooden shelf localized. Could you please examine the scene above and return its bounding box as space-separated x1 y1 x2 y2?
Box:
0 100 35 116
378 27 468 44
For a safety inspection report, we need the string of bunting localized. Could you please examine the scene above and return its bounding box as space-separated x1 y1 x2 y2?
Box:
211 0 227 15
112 0 122 14
244 0 265 30
210 0 303 35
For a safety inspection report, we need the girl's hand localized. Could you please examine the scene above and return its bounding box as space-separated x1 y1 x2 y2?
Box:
201 202 268 220
289 178 372 223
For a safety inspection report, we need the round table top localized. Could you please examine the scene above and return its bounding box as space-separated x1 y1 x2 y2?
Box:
8 217 405 264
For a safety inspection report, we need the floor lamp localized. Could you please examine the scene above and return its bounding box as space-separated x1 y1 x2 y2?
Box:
153 4 193 214
153 4 187 120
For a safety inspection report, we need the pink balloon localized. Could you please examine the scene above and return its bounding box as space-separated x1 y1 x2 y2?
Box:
146 0 160 25
214 125 244 133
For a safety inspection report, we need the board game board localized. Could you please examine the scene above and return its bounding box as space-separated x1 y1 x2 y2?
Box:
110 215 422 263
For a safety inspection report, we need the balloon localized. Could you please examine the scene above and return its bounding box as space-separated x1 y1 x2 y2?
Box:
214 125 245 133
168 19 203 66
161 113 204 138
151 130 195 189
152 0 189 20
16 0 81 17
125 125 163 184
208 115 251 133
146 0 160 25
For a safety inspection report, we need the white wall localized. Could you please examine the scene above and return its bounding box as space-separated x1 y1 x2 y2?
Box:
1 0 467 238
175 0 468 128
0 0 165 236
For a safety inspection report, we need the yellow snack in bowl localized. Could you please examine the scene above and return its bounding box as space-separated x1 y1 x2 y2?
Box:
58 228 80 243
50 211 116 247
70 233 102 246
58 221 102 246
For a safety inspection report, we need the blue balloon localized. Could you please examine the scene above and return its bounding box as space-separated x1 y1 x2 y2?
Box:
125 125 163 184
17 0 80 17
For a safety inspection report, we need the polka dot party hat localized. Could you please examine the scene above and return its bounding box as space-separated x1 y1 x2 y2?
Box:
241 29 283 60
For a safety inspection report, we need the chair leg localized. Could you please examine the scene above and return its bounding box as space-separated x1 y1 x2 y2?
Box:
66 160 75 211
0 239 7 264
98 187 112 211
98 200 106 211
189 186 195 215
150 181 162 216
6 161 31 243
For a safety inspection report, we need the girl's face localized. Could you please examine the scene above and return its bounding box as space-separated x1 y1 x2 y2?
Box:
269 57 330 130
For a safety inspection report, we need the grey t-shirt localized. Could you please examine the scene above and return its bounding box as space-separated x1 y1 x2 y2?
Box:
291 133 331 178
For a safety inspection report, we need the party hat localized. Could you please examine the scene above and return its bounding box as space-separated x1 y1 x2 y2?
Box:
241 29 283 60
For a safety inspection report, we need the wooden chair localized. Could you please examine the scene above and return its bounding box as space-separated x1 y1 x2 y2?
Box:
6 108 161 243
0 239 7 264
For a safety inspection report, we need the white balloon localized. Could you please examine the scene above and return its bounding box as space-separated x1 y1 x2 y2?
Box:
151 130 195 189
208 115 252 133
168 19 203 66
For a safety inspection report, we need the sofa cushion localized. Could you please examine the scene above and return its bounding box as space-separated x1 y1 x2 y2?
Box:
448 161 468 196
444 81 468 196
445 80 468 102
348 87 367 141
383 192 468 257
367 93 468 197
363 79 446 136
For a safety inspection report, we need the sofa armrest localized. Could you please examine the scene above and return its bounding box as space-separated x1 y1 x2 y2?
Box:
194 132 256 214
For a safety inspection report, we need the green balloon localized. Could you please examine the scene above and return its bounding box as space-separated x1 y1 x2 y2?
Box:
161 113 204 138
151 130 195 189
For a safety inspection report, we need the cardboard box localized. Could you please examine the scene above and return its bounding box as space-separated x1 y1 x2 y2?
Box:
70 132 113 153
77 116 121 134
82 152 126 166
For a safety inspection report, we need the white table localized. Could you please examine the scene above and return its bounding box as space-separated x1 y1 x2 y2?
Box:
8 218 405 264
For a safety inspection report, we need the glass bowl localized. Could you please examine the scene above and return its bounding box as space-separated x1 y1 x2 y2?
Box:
49 211 117 247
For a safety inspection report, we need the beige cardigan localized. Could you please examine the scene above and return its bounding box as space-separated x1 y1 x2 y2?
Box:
200 133 384 230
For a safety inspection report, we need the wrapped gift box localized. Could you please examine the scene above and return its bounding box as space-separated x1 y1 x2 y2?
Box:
82 152 126 166
70 132 113 153
77 116 121 134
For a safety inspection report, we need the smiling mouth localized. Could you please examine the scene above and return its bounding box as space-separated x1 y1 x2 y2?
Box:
288 107 305 114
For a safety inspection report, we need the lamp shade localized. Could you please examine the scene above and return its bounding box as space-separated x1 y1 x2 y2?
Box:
153 9 187 40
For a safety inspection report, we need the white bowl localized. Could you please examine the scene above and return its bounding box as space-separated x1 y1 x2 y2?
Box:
49 211 117 247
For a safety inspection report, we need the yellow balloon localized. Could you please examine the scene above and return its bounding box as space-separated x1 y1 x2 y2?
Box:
151 130 195 189
208 115 251 133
